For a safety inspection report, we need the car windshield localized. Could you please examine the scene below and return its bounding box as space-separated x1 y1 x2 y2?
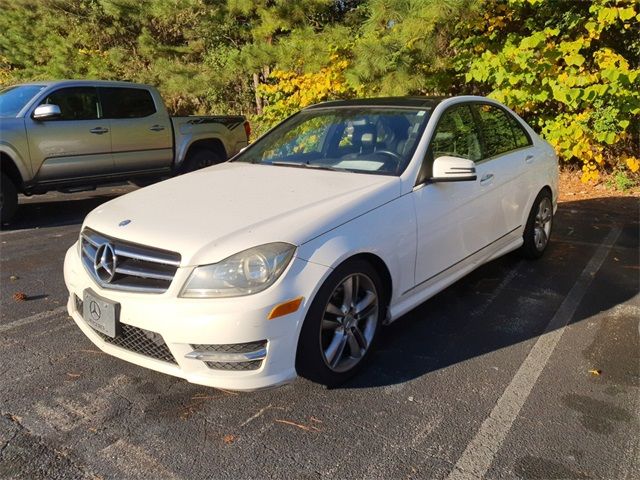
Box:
0 85 46 118
235 107 431 176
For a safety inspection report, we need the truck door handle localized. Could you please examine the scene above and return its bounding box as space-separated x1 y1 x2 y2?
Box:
525 154 534 164
89 127 109 135
480 173 494 185
150 125 165 132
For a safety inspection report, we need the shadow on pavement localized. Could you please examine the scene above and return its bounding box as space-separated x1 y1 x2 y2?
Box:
1 192 129 231
344 195 639 389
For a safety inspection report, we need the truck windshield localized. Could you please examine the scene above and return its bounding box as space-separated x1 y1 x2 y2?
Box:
0 85 46 118
235 107 431 176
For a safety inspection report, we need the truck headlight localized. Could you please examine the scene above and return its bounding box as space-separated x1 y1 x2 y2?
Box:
180 243 296 298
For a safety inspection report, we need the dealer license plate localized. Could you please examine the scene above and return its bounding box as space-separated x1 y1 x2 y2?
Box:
83 289 120 338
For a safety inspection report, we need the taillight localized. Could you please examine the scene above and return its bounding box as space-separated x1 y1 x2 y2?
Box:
243 120 251 140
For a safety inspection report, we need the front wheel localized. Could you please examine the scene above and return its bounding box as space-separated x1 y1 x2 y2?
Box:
521 189 553 259
296 259 385 387
0 172 18 225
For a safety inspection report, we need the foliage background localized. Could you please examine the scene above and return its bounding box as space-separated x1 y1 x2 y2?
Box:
1 0 638 181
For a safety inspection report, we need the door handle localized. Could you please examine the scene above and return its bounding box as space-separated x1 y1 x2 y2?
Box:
89 127 109 135
480 173 494 185
150 124 165 132
525 154 534 164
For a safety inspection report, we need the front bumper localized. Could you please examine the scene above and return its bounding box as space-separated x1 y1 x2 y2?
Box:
63 243 330 391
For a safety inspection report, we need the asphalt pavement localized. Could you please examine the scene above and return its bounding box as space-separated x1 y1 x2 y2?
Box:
0 186 638 479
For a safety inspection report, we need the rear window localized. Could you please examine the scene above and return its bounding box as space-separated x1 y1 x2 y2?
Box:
100 87 156 118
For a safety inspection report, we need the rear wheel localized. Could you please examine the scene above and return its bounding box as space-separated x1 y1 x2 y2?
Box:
296 259 385 387
182 148 225 173
0 172 18 224
521 189 553 259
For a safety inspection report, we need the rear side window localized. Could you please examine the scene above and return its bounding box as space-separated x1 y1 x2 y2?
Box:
100 87 156 118
475 104 517 158
510 116 532 148
40 87 99 120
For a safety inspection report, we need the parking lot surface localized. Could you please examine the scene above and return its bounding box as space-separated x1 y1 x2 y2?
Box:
1 187 638 479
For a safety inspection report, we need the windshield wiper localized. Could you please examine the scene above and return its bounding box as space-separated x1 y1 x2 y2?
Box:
269 161 309 168
269 161 353 173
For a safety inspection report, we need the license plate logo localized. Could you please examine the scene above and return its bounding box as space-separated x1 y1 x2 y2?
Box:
83 289 120 338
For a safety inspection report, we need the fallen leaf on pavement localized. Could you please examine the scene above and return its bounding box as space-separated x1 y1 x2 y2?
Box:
588 369 602 376
275 419 321 432
223 434 235 444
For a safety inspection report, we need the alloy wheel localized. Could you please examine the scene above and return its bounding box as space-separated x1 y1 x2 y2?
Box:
534 197 552 251
319 273 379 373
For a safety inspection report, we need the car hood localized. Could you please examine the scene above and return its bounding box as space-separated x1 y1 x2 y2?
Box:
82 162 401 266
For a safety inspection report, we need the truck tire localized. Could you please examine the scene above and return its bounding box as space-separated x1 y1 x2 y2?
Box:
182 148 225 173
1 172 18 224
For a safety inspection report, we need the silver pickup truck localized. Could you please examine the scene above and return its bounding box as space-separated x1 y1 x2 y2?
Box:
0 80 250 223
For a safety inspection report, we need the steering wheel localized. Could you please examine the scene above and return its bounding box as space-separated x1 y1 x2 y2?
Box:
372 150 404 173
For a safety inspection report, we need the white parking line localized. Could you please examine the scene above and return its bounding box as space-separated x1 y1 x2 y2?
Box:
447 226 622 480
0 306 68 334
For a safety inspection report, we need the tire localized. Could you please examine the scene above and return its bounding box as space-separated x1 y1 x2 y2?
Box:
130 176 160 188
182 148 225 173
296 259 386 387
521 189 553 259
0 172 18 224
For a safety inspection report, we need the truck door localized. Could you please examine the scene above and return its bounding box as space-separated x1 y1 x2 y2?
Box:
99 87 173 172
26 86 113 181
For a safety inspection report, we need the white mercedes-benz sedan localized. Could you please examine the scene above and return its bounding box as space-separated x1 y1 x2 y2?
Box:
64 96 558 390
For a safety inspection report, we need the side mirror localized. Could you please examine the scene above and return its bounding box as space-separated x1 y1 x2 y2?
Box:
33 104 62 120
431 155 477 182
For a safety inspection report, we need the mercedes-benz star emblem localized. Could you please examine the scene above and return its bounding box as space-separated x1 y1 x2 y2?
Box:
119 219 131 227
94 243 117 283
89 300 101 320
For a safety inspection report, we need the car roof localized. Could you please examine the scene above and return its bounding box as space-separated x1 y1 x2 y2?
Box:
304 96 448 110
11 80 150 89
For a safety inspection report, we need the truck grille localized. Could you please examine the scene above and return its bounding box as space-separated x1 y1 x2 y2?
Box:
80 228 181 294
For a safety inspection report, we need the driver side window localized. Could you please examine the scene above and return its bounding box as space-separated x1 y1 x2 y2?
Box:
430 104 481 162
39 87 100 121
417 104 480 184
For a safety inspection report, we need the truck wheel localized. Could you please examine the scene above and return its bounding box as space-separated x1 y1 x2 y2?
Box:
1 172 18 224
182 148 225 173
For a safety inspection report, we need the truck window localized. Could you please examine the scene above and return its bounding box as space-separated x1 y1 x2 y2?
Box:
40 87 100 120
100 87 157 118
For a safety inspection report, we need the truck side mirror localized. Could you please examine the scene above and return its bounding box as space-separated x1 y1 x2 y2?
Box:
431 155 477 182
33 104 62 120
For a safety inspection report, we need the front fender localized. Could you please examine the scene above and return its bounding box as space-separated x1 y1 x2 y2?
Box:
0 142 31 182
296 194 417 305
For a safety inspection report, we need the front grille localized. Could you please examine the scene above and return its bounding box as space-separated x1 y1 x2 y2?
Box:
75 294 176 364
94 323 177 364
191 340 267 354
205 360 262 371
193 341 267 371
80 228 181 294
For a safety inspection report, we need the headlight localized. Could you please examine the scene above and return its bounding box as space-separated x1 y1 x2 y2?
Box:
180 243 296 298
